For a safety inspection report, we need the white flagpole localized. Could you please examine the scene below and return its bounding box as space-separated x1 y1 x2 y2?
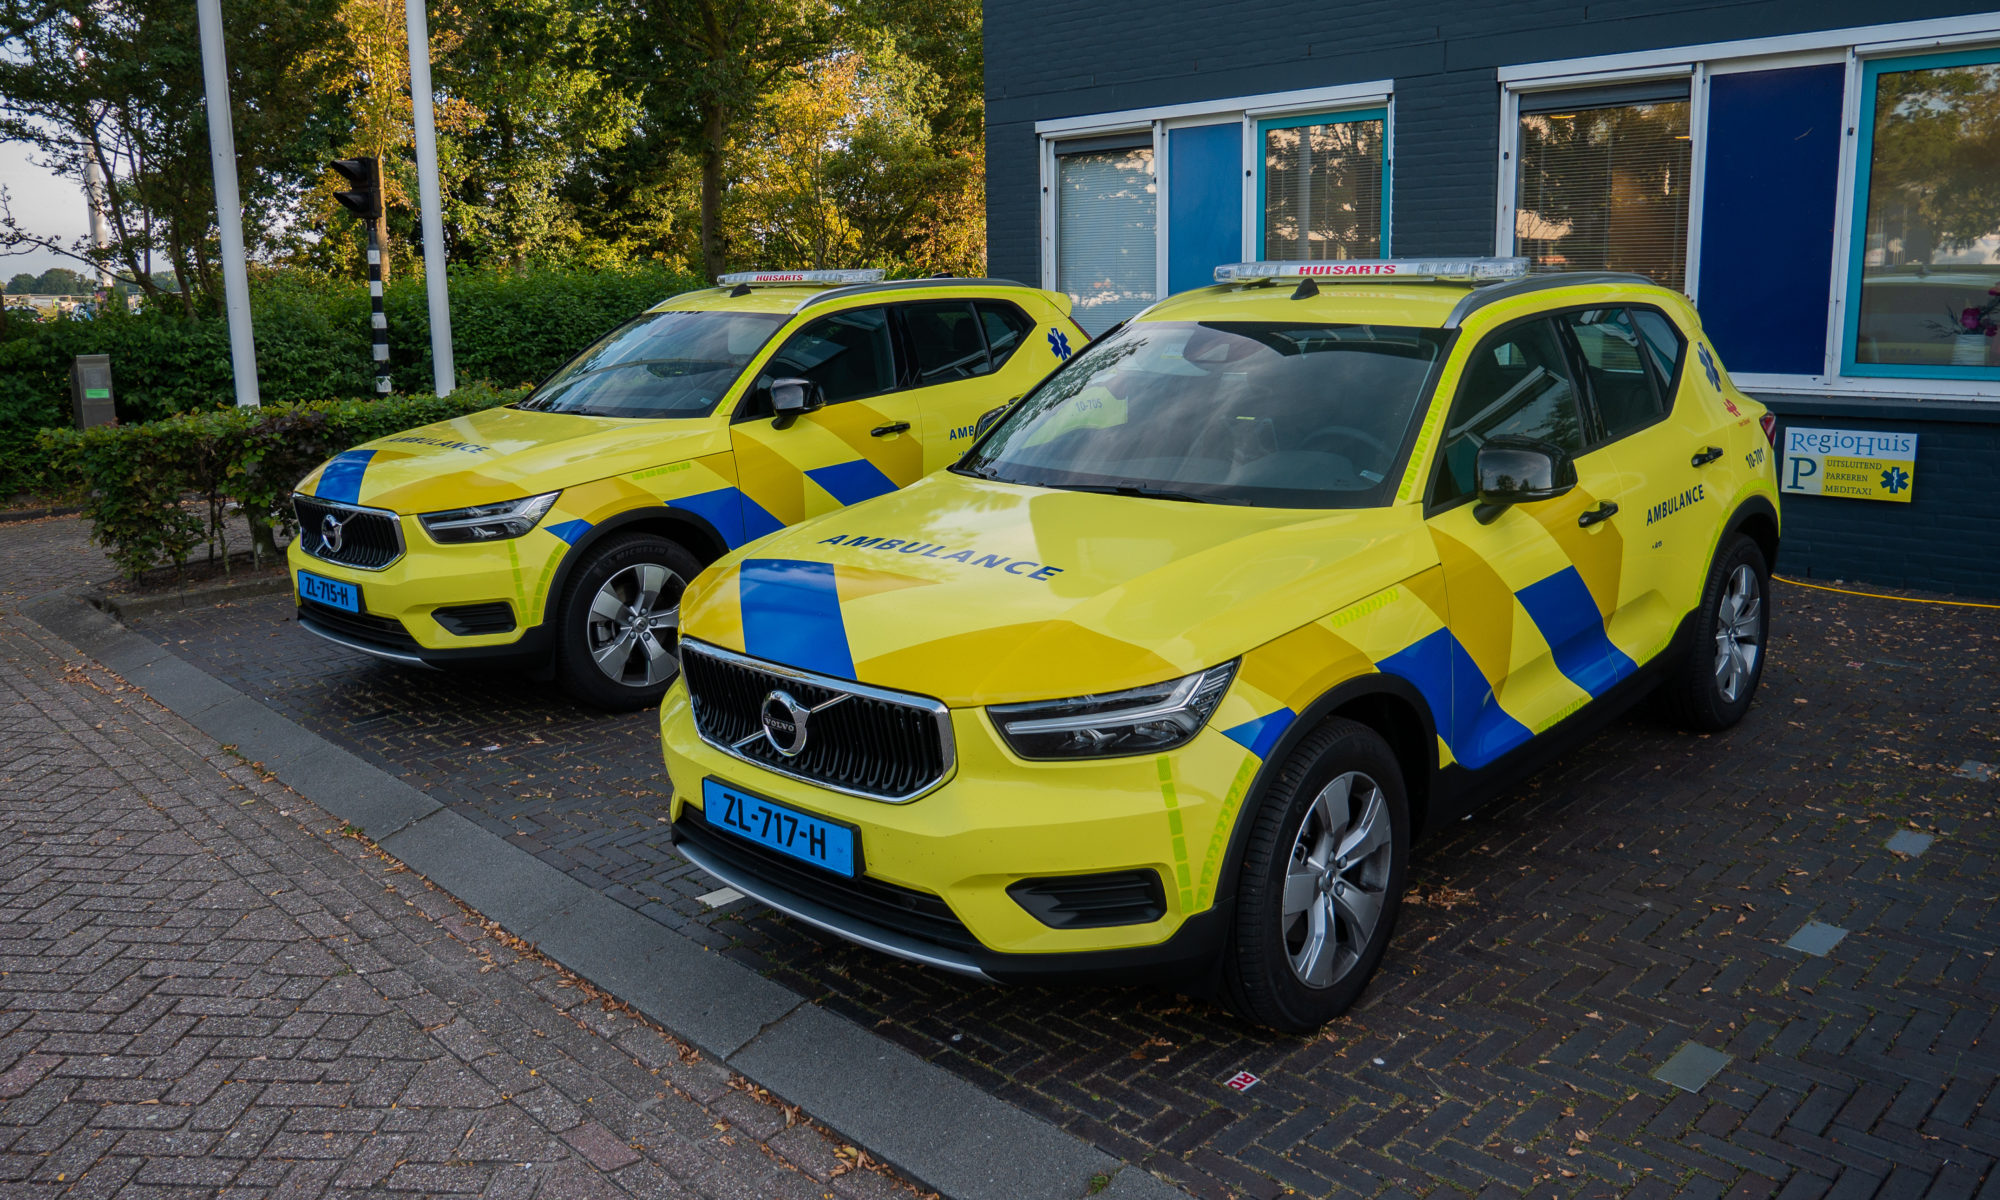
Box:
194 0 259 406
404 0 455 396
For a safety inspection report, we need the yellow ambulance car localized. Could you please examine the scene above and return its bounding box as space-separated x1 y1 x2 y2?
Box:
659 258 1782 1031
286 270 1085 708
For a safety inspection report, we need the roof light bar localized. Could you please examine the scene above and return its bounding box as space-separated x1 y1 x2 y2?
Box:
715 269 885 287
1213 258 1530 285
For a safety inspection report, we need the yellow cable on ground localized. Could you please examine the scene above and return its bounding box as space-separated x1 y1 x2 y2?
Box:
1774 575 2000 610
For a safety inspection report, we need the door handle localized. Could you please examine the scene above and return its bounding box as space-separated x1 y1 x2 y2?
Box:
871 421 911 437
1577 501 1618 527
1690 445 1724 467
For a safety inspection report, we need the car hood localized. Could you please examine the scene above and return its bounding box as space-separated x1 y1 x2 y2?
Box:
680 471 1436 706
296 405 729 512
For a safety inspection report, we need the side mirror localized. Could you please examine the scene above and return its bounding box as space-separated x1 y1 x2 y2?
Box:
767 377 824 428
1473 436 1576 525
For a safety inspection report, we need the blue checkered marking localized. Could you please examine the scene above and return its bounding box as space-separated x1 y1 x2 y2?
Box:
315 450 377 505
1223 708 1296 760
739 559 855 680
1377 628 1532 771
1514 567 1637 700
545 519 592 545
807 459 899 507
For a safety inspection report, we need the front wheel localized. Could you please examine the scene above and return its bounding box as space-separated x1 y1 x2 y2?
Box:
552 534 702 711
1223 718 1410 1034
1659 534 1769 732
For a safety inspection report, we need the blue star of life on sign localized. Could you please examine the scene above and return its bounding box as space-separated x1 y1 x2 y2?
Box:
1879 466 1909 494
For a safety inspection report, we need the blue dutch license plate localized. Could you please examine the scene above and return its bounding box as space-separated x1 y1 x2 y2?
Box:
297 571 360 614
703 778 857 878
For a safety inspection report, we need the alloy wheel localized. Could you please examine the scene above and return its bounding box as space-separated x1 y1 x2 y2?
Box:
1280 771 1393 988
1712 563 1762 704
586 562 682 688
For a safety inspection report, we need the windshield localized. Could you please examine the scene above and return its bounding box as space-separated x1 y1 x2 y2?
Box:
513 309 788 419
957 320 1451 508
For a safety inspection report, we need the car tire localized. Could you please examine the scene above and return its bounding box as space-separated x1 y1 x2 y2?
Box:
1659 534 1769 732
552 534 702 711
1222 717 1410 1034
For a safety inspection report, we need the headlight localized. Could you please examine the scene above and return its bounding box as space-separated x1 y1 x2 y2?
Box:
418 492 559 543
989 661 1238 760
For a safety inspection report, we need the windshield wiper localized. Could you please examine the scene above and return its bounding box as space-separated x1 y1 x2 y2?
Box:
1054 481 1210 504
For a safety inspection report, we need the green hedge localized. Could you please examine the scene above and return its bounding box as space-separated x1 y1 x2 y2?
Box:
42 385 524 580
1 262 702 499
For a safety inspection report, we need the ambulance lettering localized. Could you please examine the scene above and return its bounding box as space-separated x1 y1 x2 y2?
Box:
1646 483 1705 525
817 533 1064 581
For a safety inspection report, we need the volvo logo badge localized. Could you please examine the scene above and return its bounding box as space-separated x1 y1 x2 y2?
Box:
319 512 347 555
760 690 813 758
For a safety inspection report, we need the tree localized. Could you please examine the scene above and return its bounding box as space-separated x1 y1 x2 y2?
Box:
0 0 347 313
4 273 38 295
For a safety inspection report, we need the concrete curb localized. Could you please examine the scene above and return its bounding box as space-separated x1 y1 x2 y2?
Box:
17 587 1188 1200
85 569 293 622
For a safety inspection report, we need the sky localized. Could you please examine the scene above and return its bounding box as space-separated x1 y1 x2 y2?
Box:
1 139 91 280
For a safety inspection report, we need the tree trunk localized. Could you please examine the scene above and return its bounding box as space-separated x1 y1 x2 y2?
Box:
168 227 197 318
699 98 727 281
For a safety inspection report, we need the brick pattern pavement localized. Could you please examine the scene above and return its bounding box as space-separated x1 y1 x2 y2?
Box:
0 601 928 1200
14 516 2000 1198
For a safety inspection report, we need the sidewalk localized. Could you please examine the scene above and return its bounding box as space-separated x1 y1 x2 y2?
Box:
0 602 923 1199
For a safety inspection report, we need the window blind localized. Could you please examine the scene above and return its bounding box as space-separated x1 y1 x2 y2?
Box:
1516 100 1691 292
1057 147 1157 336
1263 118 1384 260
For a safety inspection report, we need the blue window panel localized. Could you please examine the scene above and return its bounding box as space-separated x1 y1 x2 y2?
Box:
1168 123 1243 296
1255 108 1389 260
1698 65 1845 376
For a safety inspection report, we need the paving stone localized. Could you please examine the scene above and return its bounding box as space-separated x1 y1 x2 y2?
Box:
1656 1043 1735 1094
1783 921 1849 958
0 551 933 1200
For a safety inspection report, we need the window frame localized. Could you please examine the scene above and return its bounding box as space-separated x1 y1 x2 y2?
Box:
1556 303 1686 449
973 300 1037 372
1035 81 1394 310
731 303 905 422
1838 45 2000 384
894 300 994 387
1491 14 2000 400
1253 107 1391 261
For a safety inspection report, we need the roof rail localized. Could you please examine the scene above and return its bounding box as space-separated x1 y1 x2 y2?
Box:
794 277 1033 312
1443 271 1658 327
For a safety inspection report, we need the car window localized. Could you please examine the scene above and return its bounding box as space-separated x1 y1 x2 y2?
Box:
977 302 1036 370
513 310 788 419
902 302 991 384
1631 308 1688 401
1564 307 1663 443
759 307 897 406
958 320 1451 509
1432 318 1586 506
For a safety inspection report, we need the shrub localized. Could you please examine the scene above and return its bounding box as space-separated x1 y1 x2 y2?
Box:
0 262 702 499
41 385 523 580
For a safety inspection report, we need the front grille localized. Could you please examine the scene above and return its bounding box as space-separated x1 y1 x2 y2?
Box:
680 641 952 802
675 803 977 950
292 494 404 570
298 599 420 650
1009 870 1167 929
433 601 516 637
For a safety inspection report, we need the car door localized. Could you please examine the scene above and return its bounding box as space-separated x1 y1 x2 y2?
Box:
730 304 927 533
1422 314 1638 768
898 299 1035 473
1582 305 1733 664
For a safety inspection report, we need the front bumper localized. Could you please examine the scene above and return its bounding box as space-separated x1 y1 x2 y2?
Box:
658 678 1251 984
285 528 564 664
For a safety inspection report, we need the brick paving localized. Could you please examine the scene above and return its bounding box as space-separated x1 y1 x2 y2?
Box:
10 515 2000 1198
0 554 930 1198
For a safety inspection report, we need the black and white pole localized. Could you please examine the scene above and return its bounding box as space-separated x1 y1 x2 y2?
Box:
331 156 388 394
367 228 389 393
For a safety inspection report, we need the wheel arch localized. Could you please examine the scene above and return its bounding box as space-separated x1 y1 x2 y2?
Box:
1210 672 1440 909
538 505 732 630
1721 495 1780 573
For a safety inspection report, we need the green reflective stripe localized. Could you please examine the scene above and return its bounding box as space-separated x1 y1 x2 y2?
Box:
1198 754 1259 907
1398 393 1453 504
1156 756 1195 914
507 540 528 616
531 540 564 622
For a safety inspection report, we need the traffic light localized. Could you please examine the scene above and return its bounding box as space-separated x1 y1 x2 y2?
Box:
330 157 381 221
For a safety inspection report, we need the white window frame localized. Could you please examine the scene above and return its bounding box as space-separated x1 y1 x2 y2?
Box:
1495 12 2000 400
1037 81 1393 306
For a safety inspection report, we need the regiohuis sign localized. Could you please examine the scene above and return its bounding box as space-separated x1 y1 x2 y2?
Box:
1780 427 1917 503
